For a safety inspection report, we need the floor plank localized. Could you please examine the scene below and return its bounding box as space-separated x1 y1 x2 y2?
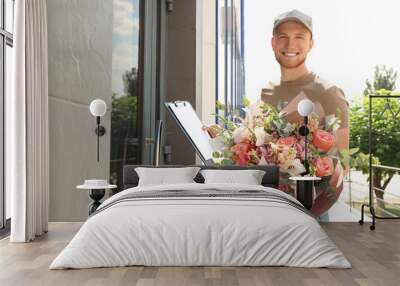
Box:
0 221 399 286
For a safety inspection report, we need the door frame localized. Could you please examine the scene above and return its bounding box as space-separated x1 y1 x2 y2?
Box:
140 0 166 165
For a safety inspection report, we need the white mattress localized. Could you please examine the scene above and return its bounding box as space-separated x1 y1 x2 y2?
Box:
50 183 351 269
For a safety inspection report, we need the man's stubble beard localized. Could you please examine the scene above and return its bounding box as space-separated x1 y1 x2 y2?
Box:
275 54 307 69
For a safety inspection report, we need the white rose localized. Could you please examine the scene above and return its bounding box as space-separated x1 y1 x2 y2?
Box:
280 159 306 176
254 126 273 146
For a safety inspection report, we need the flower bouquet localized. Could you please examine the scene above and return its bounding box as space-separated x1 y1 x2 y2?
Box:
208 99 350 194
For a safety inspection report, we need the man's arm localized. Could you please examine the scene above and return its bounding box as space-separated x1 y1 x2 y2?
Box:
336 127 350 174
336 128 349 152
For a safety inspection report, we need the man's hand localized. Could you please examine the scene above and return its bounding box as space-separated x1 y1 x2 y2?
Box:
202 124 222 138
335 127 350 175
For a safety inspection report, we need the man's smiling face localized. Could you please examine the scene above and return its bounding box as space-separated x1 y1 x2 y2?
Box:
271 21 313 69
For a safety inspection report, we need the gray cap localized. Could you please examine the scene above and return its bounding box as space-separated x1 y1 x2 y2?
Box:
273 9 313 34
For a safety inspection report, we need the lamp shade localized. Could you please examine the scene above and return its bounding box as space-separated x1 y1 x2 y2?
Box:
89 99 107 117
297 99 314 117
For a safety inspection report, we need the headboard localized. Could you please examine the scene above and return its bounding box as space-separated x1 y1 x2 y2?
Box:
123 165 280 190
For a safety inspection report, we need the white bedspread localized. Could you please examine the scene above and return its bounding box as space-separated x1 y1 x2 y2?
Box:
50 183 351 269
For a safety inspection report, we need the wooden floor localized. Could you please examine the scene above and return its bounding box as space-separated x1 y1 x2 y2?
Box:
0 222 399 286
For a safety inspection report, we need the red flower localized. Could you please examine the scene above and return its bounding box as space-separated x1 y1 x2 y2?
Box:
277 136 297 146
231 143 253 166
312 130 334 152
314 157 334 177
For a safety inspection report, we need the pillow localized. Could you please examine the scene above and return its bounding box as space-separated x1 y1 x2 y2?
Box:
135 167 201 186
200 169 266 185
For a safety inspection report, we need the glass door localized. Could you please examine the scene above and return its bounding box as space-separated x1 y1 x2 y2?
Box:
110 0 162 191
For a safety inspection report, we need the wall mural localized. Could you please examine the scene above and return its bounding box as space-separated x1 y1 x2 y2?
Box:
213 0 400 220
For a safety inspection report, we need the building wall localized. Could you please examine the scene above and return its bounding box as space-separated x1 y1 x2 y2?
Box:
47 0 112 221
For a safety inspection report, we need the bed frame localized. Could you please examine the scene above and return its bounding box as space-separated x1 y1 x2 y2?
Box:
123 165 280 190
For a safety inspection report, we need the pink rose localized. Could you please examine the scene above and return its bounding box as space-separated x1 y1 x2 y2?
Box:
256 145 276 164
231 143 252 166
314 157 334 177
294 142 304 160
277 136 297 146
233 127 252 144
256 145 268 158
312 130 334 152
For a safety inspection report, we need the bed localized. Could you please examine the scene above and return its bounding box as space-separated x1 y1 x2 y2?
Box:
50 165 350 269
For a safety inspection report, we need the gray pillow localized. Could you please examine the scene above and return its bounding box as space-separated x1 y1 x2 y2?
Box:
200 169 266 185
135 167 201 186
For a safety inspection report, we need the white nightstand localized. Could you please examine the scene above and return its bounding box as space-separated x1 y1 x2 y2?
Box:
289 176 321 210
77 179 117 215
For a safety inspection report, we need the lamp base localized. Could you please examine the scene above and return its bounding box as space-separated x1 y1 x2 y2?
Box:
298 125 309 136
95 126 106 136
296 180 314 210
88 189 105 215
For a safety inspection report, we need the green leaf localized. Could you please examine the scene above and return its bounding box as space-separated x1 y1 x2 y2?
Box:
242 98 251 107
216 100 225 111
376 88 391 96
223 150 233 158
349 148 359 155
213 162 221 167
212 151 221 158
226 122 237 131
221 159 234 166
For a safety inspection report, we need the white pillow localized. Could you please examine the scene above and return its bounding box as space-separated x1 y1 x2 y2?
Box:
200 169 266 185
135 167 200 186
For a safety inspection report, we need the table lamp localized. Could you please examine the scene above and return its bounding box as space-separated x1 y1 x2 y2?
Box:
292 99 316 209
89 99 107 162
297 99 314 175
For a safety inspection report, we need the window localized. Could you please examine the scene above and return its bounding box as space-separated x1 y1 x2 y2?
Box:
1 0 14 230
110 0 141 191
216 0 245 121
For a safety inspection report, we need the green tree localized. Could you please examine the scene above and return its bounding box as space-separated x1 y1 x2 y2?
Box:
351 65 400 210
363 65 397 96
123 67 139 97
110 67 139 190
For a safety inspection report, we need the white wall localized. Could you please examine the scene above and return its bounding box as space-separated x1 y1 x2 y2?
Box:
47 0 112 221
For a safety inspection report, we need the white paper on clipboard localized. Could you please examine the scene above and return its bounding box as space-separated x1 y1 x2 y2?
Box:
165 101 215 165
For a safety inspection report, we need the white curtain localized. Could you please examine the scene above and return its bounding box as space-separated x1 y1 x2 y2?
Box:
8 0 49 242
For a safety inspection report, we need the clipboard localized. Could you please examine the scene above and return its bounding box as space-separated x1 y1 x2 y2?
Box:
165 101 215 165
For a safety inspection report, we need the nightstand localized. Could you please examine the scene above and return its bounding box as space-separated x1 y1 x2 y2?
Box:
289 176 321 210
77 179 117 215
